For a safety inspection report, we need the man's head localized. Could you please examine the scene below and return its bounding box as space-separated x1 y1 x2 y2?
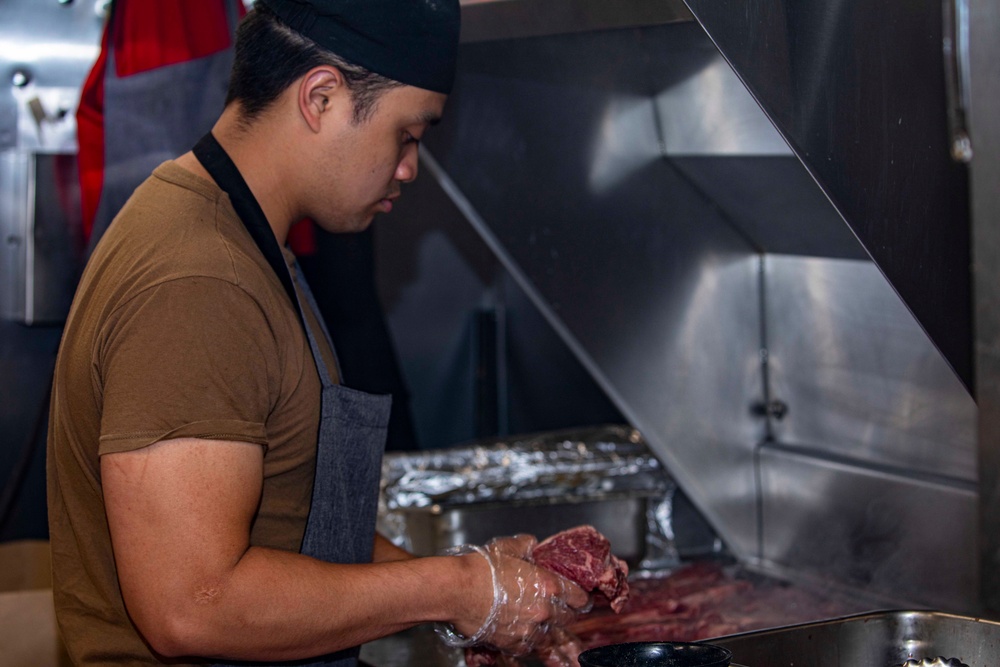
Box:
226 0 460 124
221 0 460 234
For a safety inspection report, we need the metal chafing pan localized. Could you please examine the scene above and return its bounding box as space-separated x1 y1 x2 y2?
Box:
377 426 680 567
711 610 1000 667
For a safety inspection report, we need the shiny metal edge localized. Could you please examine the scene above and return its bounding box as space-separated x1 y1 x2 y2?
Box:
712 610 1000 667
971 0 1000 616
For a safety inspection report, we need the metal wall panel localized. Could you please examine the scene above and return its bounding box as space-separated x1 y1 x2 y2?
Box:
0 152 82 324
0 0 103 152
759 444 977 611
684 0 973 391
424 24 767 557
374 171 626 448
765 256 976 482
0 0 102 324
421 18 980 598
0 152 31 319
970 0 1000 614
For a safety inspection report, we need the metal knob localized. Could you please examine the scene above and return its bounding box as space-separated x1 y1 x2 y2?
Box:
751 399 788 421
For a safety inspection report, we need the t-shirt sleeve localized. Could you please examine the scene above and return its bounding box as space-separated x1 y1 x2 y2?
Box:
97 277 281 455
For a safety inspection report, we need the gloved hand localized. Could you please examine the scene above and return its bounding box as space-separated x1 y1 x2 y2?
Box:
437 534 590 657
534 625 584 667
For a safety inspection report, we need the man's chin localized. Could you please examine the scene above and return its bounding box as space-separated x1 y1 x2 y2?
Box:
314 214 376 234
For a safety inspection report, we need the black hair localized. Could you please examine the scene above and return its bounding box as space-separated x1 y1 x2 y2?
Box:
225 4 403 125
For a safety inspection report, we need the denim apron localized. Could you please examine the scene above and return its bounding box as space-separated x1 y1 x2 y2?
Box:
193 133 391 667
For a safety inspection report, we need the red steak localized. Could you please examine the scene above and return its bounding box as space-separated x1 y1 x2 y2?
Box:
464 525 630 666
531 525 630 613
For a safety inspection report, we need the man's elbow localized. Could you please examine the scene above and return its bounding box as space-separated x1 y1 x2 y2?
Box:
128 593 225 658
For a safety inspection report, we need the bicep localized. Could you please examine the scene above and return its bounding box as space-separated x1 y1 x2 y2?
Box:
101 438 265 630
98 279 281 454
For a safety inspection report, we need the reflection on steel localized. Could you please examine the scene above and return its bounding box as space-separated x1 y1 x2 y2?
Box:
684 0 973 391
0 0 102 151
654 58 789 157
586 95 661 195
0 152 83 324
766 257 975 482
943 0 973 162
0 0 100 323
758 443 976 610
424 23 774 561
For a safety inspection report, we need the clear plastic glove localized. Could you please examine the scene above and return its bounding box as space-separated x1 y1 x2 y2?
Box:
535 625 584 667
437 534 590 657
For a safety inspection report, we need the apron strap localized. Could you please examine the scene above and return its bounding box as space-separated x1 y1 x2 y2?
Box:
192 132 304 330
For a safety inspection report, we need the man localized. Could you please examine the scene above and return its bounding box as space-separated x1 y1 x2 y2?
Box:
46 2 589 665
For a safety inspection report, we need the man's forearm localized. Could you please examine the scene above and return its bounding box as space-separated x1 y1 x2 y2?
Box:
372 533 414 562
102 439 491 662
143 547 489 661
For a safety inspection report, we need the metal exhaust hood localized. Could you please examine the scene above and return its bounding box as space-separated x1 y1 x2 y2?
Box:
418 0 977 609
455 0 972 393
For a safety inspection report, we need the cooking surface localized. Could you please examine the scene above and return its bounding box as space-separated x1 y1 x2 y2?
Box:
361 560 878 667
567 560 868 650
362 611 999 667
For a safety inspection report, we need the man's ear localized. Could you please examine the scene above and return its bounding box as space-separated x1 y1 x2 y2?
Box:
298 65 346 133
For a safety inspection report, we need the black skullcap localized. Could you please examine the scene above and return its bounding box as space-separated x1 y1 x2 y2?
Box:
259 0 460 95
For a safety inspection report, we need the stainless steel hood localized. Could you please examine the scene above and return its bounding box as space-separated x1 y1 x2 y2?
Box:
454 0 972 389
682 0 973 392
415 0 982 610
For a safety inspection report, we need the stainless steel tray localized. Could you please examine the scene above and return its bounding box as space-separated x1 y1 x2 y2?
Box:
385 493 650 565
711 610 1000 667
377 425 678 566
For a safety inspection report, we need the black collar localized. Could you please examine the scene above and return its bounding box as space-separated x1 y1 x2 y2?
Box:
192 132 303 326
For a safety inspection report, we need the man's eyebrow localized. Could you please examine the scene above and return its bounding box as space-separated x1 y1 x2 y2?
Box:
416 110 442 126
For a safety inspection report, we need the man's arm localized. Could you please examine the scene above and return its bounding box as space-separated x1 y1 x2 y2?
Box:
101 437 492 661
373 533 414 563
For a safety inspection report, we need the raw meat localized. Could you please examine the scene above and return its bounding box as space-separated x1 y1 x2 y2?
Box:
568 561 861 650
463 525 630 667
531 525 630 613
461 545 866 666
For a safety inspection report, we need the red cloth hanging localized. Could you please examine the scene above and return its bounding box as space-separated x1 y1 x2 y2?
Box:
77 20 110 242
113 0 235 77
77 0 245 243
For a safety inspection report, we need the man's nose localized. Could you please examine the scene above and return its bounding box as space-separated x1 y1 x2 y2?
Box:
395 143 419 183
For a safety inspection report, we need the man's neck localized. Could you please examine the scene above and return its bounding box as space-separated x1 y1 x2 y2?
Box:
180 108 300 246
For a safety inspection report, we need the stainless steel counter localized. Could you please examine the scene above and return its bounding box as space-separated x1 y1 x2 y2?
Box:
363 611 1000 667
712 610 1000 667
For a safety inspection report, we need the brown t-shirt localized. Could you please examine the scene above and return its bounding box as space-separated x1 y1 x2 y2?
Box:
46 161 336 665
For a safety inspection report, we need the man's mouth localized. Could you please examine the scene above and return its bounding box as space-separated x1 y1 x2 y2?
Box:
380 193 400 213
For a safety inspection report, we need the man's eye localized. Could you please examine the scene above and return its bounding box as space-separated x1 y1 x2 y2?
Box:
403 132 419 145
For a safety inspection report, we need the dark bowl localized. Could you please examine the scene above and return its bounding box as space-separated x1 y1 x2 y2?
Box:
578 641 733 667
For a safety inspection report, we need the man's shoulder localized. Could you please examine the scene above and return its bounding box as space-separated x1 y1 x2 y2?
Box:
96 161 277 297
81 163 290 326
